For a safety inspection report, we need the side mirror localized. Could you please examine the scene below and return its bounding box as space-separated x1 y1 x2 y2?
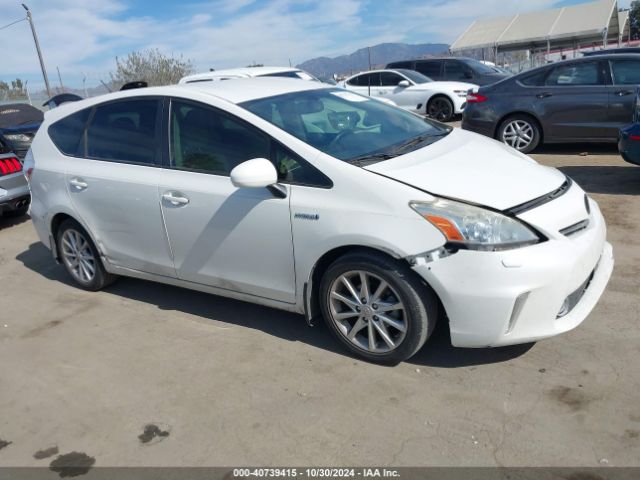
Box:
230 158 277 188
398 80 410 88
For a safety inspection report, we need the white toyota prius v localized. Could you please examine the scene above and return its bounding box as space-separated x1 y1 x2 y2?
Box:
26 78 614 364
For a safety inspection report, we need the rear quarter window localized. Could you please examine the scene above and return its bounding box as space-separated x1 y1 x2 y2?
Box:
48 108 91 156
518 70 549 86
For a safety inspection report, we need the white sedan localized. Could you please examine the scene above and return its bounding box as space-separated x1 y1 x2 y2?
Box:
28 78 613 364
341 68 477 122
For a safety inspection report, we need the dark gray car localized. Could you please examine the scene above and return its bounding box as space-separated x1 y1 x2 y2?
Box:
462 54 640 153
386 57 510 86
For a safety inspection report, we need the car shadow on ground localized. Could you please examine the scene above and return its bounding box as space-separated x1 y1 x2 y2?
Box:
17 241 534 368
558 165 640 195
0 213 30 230
534 143 619 156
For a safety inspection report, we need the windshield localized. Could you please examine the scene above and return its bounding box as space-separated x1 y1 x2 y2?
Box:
394 69 432 84
241 89 450 163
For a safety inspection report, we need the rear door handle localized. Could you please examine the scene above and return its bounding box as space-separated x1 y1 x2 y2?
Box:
615 90 634 96
162 191 190 206
536 92 552 99
69 178 88 190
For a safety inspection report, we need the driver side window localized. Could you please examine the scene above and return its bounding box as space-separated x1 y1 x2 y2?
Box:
169 99 270 175
380 72 404 86
273 142 332 188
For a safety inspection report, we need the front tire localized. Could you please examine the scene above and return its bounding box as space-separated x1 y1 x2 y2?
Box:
427 96 454 122
319 251 437 365
498 114 541 153
56 218 116 291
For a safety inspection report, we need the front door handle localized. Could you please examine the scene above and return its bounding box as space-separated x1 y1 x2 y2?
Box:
536 92 552 99
69 178 88 190
162 191 190 206
615 90 634 96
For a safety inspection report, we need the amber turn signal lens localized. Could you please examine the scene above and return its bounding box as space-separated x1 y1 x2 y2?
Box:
425 215 464 241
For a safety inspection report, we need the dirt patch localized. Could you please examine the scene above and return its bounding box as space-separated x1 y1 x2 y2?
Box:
34 445 59 459
49 452 95 477
22 319 63 338
138 423 170 445
548 386 591 412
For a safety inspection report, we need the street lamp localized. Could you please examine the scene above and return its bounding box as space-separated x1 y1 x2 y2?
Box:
21 3 51 98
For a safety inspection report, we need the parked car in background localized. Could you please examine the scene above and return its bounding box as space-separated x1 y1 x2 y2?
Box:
386 57 510 86
179 66 320 84
462 54 640 153
28 78 613 364
583 47 640 57
618 86 640 166
42 93 83 109
0 148 30 218
341 69 476 121
0 103 43 159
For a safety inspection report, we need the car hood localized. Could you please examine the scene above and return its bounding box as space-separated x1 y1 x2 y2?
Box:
365 128 566 211
415 81 476 91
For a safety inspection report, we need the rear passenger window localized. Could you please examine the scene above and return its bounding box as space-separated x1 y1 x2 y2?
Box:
546 62 603 86
86 99 161 165
519 70 548 86
388 61 412 69
444 60 471 80
48 108 91 156
415 61 442 78
170 100 270 175
611 59 640 85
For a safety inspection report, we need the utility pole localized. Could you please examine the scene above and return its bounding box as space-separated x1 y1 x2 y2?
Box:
57 66 64 92
22 4 51 98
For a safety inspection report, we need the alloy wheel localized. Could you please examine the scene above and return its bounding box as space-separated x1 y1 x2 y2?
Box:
502 120 534 151
328 270 407 353
428 98 452 121
60 229 96 283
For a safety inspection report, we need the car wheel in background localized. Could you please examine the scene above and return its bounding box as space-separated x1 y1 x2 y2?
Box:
319 250 437 365
498 114 541 154
56 218 116 291
427 96 454 122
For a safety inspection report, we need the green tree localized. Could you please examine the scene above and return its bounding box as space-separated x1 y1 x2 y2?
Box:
109 48 195 88
0 78 27 101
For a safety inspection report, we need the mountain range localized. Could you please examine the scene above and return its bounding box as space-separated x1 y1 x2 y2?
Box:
297 42 450 79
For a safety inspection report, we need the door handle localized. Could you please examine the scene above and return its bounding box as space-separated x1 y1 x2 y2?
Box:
536 92 552 99
615 90 634 96
69 178 88 190
162 191 189 206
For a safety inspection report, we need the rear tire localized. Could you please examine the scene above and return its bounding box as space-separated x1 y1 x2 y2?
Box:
427 96 455 122
319 250 437 365
498 114 541 153
56 218 116 291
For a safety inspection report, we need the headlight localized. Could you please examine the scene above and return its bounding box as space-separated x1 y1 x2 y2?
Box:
410 198 541 251
3 133 32 142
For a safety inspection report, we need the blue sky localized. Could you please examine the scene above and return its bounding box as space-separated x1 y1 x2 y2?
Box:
0 0 630 91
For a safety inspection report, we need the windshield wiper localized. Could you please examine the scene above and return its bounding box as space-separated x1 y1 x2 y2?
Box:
390 131 450 155
347 152 396 166
347 130 451 166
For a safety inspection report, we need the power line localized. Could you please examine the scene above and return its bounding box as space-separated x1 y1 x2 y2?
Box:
0 17 26 31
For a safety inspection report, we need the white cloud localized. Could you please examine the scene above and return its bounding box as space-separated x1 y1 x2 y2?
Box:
0 0 629 91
